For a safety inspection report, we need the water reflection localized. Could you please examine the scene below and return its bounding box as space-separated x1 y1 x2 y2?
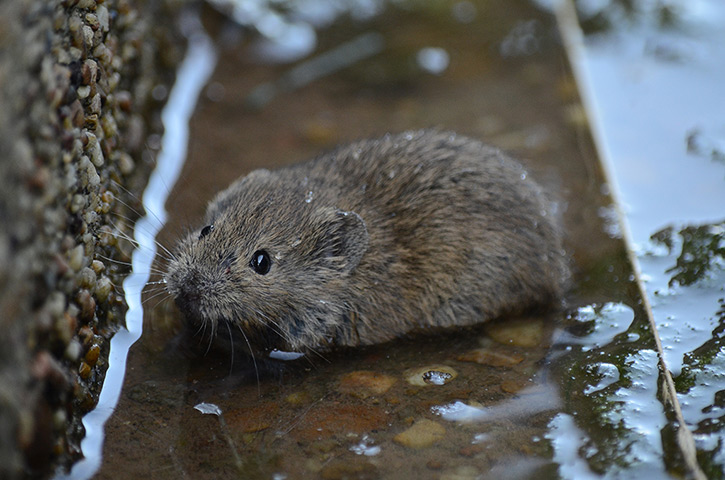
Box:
546 413 600 480
433 382 560 423
547 302 670 477
556 0 725 476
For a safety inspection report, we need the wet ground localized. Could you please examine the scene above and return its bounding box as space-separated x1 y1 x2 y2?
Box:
87 0 723 479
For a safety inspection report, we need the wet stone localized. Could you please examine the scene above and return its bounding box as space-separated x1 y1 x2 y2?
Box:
70 194 86 213
77 0 97 9
67 244 85 271
285 390 312 406
78 362 92 380
485 318 546 347
90 259 105 274
500 378 533 394
76 266 97 289
77 85 91 99
55 312 75 345
393 418 446 449
310 438 340 454
457 349 524 367
76 290 95 320
117 151 135 175
291 404 388 442
339 370 396 398
64 340 81 362
94 276 112 303
84 344 100 367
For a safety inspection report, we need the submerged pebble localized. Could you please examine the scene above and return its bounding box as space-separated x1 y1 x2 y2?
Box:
485 318 547 347
285 390 312 406
457 349 524 367
339 370 396 398
290 404 388 442
393 419 446 449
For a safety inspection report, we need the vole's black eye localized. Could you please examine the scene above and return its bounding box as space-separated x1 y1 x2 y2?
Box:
199 225 214 239
250 250 271 275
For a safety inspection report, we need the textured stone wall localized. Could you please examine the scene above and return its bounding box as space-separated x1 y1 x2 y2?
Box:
0 0 181 477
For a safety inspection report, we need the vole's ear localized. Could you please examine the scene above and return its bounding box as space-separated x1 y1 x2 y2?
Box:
312 207 369 272
205 169 271 222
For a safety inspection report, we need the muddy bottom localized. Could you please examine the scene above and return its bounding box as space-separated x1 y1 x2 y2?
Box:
95 1 654 478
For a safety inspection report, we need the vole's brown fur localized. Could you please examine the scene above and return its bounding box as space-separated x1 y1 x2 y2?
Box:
166 130 568 354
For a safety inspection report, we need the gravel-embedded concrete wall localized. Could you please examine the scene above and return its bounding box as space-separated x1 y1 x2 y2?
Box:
0 0 182 477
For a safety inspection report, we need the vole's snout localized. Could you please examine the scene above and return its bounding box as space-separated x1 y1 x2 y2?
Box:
166 266 206 322
173 283 201 318
174 283 199 307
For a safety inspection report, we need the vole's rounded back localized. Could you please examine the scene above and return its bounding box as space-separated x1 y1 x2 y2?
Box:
166 130 568 353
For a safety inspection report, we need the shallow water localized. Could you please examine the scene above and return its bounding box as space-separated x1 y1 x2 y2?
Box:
85 0 724 478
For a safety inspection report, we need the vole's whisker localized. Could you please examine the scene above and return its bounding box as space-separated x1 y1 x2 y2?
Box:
107 216 176 264
110 180 167 230
96 253 168 277
249 309 327 364
146 293 172 312
193 319 209 344
141 289 170 306
234 317 261 394
251 309 295 347
224 320 235 377
205 320 218 355
95 254 134 268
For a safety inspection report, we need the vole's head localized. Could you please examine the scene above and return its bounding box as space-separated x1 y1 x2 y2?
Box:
165 169 369 355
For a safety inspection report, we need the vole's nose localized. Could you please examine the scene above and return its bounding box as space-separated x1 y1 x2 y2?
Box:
171 272 204 320
175 284 200 306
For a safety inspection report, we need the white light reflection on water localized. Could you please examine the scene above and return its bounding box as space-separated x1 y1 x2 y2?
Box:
208 0 386 63
546 413 600 480
583 362 620 395
432 382 561 423
349 434 381 456
557 302 634 351
603 349 667 475
638 242 725 377
416 47 450 75
550 304 668 478
556 0 725 370
551 327 670 478
680 348 725 425
429 300 667 476
552 0 725 476
194 402 223 416
55 15 217 480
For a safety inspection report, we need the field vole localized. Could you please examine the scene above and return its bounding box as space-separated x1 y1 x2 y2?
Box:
165 130 568 356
